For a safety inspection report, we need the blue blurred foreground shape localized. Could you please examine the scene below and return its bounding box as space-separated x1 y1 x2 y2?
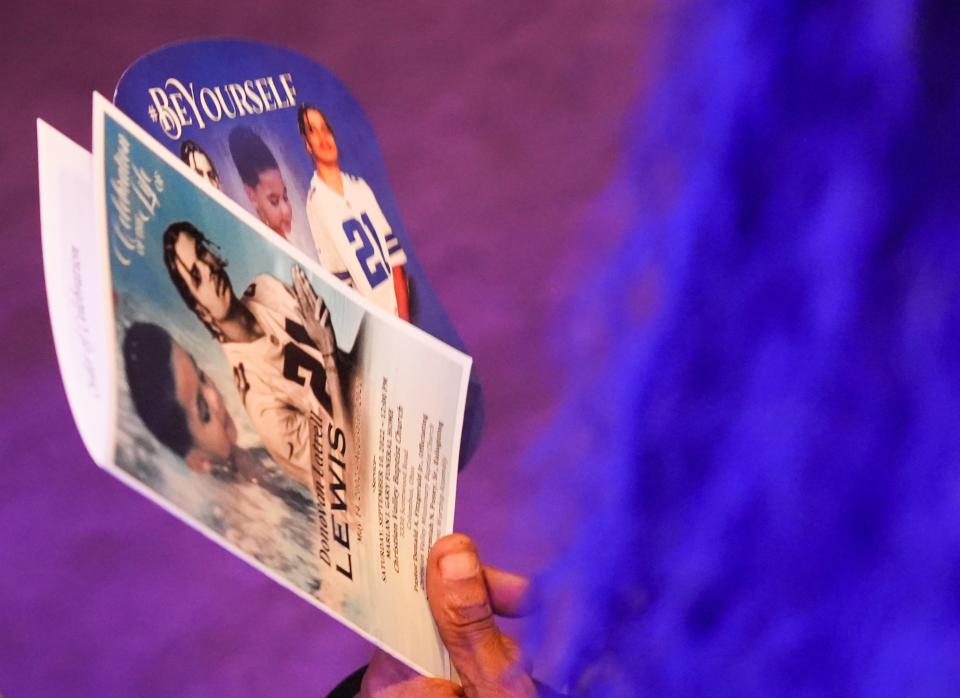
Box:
532 2 960 695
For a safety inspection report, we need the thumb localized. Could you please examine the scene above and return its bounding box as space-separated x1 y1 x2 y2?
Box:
427 534 535 697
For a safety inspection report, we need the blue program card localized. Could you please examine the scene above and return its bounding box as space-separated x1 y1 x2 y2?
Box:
115 39 482 465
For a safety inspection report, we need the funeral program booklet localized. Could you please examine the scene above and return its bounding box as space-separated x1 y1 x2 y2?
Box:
37 94 470 678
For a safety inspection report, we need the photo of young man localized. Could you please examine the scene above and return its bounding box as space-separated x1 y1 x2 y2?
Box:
297 104 410 320
122 321 312 514
161 221 349 488
180 140 222 190
227 126 294 240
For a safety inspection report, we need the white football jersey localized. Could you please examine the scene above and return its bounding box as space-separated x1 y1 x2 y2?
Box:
305 171 408 315
221 274 333 486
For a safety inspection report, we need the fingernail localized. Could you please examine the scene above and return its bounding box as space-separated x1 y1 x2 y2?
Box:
440 551 479 581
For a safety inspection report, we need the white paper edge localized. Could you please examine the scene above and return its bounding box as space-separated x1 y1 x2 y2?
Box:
37 119 114 466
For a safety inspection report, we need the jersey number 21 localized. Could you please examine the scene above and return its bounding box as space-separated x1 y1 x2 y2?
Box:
342 213 389 289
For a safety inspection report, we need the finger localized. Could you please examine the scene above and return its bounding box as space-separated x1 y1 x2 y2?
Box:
365 648 420 685
377 678 465 697
358 650 460 697
293 267 312 307
360 676 464 698
414 678 466 697
482 566 534 676
427 534 533 696
291 268 307 305
317 299 330 326
482 565 532 618
297 266 319 302
297 290 314 319
295 278 316 317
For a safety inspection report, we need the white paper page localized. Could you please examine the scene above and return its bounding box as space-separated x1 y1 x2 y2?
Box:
37 120 113 466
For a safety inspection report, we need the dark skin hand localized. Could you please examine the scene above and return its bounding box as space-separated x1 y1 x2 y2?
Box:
357 534 540 698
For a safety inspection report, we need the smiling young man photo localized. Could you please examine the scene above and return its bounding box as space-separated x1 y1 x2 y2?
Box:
162 220 348 489
298 104 410 320
227 126 294 240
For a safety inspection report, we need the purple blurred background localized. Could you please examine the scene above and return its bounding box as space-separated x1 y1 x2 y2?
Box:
2 2 654 694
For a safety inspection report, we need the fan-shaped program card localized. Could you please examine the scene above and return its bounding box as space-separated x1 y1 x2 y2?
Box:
115 39 482 465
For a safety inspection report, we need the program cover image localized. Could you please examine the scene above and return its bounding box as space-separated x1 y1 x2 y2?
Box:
38 94 471 678
114 38 485 467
